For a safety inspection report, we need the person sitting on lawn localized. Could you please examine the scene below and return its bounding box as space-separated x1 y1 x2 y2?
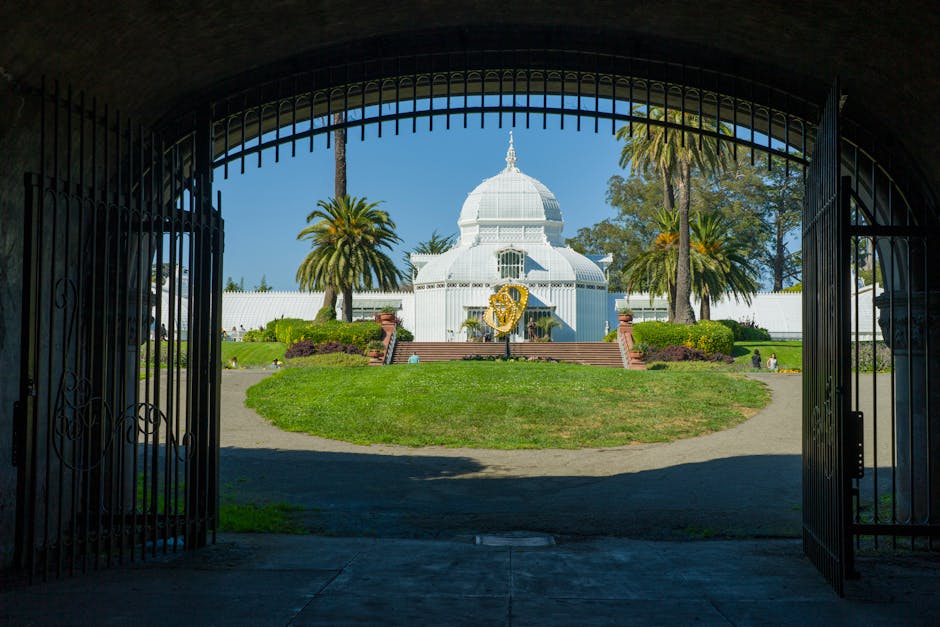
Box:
408 351 420 364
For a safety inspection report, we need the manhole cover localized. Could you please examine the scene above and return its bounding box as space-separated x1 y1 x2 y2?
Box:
474 533 555 547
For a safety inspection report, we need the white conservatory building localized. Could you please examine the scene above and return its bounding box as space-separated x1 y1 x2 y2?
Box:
410 135 612 342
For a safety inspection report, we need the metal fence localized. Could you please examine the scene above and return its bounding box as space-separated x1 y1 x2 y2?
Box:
14 80 223 581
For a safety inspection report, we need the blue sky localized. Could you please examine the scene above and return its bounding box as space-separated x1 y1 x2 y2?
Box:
215 125 626 291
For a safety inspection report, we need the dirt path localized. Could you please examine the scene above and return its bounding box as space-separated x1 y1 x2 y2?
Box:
220 370 812 539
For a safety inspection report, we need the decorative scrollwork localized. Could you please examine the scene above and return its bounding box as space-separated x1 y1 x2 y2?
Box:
127 402 195 462
53 277 77 311
52 371 116 471
51 371 195 470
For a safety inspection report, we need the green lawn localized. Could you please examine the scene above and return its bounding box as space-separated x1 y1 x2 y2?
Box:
140 340 287 371
245 361 770 449
218 502 305 533
221 341 286 368
732 341 802 371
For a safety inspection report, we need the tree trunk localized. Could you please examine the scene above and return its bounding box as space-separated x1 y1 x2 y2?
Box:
325 111 346 307
320 285 337 313
773 210 785 291
667 282 676 322
341 286 353 322
661 172 675 213
674 159 696 324
700 293 711 321
662 165 678 323
334 111 346 199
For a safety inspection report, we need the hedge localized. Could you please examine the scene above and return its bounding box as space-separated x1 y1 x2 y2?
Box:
271 318 308 345
716 319 772 342
633 320 734 356
295 320 383 351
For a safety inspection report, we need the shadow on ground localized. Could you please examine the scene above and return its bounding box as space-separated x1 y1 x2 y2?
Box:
221 448 802 540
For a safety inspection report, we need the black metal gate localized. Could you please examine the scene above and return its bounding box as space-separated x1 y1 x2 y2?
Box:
13 81 223 580
802 79 854 594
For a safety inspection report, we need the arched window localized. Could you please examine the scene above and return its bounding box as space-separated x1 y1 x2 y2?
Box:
497 249 525 279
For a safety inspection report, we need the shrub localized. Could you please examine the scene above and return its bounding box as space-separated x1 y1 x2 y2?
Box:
851 341 892 372
143 342 188 368
646 361 728 371
646 345 733 363
396 326 414 341
685 320 734 355
460 355 559 363
285 353 370 368
366 340 386 352
295 320 384 350
633 321 692 350
256 323 278 342
633 320 733 356
717 318 771 342
285 340 364 359
315 306 337 322
241 329 265 342
603 329 618 342
268 318 309 345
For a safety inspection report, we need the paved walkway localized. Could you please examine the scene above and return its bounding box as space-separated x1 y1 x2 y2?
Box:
220 371 804 539
5 370 939 625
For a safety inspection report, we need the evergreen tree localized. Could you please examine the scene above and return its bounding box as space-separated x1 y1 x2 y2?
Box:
254 275 273 292
223 276 243 292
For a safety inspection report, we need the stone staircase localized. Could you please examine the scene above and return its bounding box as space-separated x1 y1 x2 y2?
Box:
390 341 625 368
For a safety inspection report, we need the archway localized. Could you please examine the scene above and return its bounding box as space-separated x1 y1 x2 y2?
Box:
10 28 939 595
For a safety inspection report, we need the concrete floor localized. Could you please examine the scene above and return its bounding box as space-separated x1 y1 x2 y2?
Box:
3 533 939 626
4 370 938 625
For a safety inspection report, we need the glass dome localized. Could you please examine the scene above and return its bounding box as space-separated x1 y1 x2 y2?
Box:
456 134 564 245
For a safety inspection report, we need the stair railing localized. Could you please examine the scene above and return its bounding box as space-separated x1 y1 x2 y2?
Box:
383 327 398 365
616 330 629 369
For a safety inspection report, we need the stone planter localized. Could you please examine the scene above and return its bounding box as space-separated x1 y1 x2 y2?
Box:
378 313 396 323
618 314 633 323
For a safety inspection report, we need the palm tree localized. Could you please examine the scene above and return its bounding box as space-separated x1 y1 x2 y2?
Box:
460 317 482 342
403 230 456 281
296 195 402 322
690 212 760 320
534 315 562 341
616 107 728 324
318 112 348 317
622 208 680 320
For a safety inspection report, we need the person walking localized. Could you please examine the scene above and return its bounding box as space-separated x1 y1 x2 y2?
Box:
767 352 778 372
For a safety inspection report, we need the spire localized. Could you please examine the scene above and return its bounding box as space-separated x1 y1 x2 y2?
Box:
504 131 519 171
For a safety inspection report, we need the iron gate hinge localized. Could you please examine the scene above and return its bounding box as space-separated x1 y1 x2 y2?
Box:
847 410 864 479
12 380 35 467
